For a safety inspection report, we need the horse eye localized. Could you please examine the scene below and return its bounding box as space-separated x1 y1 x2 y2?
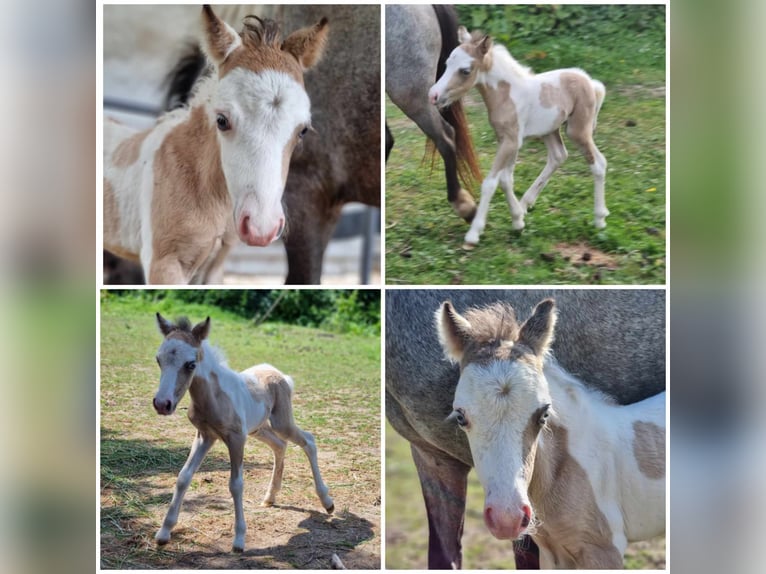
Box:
299 126 309 139
538 404 551 425
460 68 471 76
185 361 197 371
454 409 469 428
216 113 231 132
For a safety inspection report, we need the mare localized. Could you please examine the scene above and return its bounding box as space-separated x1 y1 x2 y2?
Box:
429 27 607 249
163 5 381 284
386 290 665 569
436 299 665 568
386 5 481 222
103 5 328 284
152 313 334 552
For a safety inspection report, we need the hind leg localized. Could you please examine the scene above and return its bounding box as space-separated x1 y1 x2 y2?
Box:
281 425 334 512
567 120 608 228
520 131 568 211
253 426 287 506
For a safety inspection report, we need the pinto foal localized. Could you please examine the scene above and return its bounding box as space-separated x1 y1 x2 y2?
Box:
437 299 665 568
152 314 334 552
104 6 328 283
429 27 608 249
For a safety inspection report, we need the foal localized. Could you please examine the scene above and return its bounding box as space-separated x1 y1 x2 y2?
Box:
436 299 665 568
104 5 328 283
152 314 334 552
429 27 608 249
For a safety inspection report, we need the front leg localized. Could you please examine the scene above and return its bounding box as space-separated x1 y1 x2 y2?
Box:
145 255 189 285
156 431 216 546
464 140 518 249
410 442 470 569
226 434 247 552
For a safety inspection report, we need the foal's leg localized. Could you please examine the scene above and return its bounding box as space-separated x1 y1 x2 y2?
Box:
225 433 248 552
520 131 569 211
278 423 335 512
464 139 519 248
567 120 608 228
410 442 471 569
252 426 287 506
156 431 216 545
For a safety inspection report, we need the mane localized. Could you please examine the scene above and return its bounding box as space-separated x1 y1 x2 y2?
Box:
241 16 282 47
543 359 617 406
491 44 534 78
173 316 192 332
463 302 520 344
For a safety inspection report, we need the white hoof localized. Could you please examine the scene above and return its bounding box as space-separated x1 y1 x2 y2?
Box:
512 218 525 231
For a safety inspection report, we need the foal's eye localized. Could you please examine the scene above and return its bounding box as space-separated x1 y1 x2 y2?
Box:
454 409 469 429
460 68 471 76
216 113 231 132
299 126 309 139
185 361 197 371
538 404 551 425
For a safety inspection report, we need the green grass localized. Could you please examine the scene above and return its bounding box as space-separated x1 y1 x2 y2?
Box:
386 12 666 285
100 294 381 569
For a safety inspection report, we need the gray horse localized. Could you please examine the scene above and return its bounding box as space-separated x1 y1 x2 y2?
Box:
386 5 481 222
386 289 665 569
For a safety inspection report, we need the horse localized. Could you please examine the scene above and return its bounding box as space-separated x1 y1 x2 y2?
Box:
103 5 328 284
386 5 481 222
429 27 608 249
436 298 665 568
152 313 334 552
386 289 665 569
162 5 381 284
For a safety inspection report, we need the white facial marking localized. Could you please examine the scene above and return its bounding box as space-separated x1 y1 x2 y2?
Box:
214 68 310 244
429 47 476 106
155 338 198 409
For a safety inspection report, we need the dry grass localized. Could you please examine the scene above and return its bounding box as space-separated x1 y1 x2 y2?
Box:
100 297 380 569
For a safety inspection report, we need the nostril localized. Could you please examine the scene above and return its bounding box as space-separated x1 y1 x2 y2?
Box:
164 400 171 413
484 506 494 527
520 505 531 528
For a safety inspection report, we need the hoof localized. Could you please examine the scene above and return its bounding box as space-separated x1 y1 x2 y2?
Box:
155 538 169 547
261 500 275 507
462 242 476 251
326 503 335 515
451 189 477 223
232 545 244 553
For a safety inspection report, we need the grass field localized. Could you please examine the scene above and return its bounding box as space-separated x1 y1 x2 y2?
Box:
386 8 666 285
100 294 381 569
385 423 665 569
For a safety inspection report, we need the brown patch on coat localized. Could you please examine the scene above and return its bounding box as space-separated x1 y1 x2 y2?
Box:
528 422 622 568
188 372 243 440
150 105 230 282
477 81 519 159
632 421 665 479
559 72 598 164
112 129 150 168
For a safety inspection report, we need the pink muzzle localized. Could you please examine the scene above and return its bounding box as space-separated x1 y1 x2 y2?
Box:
483 503 532 540
237 214 285 247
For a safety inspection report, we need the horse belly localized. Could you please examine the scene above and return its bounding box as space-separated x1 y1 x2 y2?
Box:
524 106 565 139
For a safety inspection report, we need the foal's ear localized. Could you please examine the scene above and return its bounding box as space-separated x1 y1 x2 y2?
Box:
192 317 211 342
436 301 472 362
477 35 493 57
201 4 242 66
457 26 472 44
156 312 175 336
518 299 557 357
282 17 329 70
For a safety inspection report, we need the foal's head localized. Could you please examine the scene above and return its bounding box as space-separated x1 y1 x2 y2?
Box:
436 299 557 541
200 5 328 246
153 313 211 415
428 26 492 108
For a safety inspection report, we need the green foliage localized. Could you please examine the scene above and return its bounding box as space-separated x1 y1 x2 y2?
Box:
101 290 380 334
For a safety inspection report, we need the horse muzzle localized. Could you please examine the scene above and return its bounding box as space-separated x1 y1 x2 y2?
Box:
237 214 285 247
153 397 175 416
483 503 532 540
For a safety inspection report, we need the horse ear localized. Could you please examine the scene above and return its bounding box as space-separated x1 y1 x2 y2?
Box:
156 313 175 336
457 26 472 44
436 302 472 362
282 17 329 70
477 35 493 57
518 299 557 357
192 317 211 342
201 5 242 66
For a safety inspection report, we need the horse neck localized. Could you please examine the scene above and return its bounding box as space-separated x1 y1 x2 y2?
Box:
187 341 234 405
478 45 533 89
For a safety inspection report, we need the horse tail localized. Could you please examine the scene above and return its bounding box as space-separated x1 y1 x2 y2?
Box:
591 79 606 132
430 5 482 189
162 43 210 111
